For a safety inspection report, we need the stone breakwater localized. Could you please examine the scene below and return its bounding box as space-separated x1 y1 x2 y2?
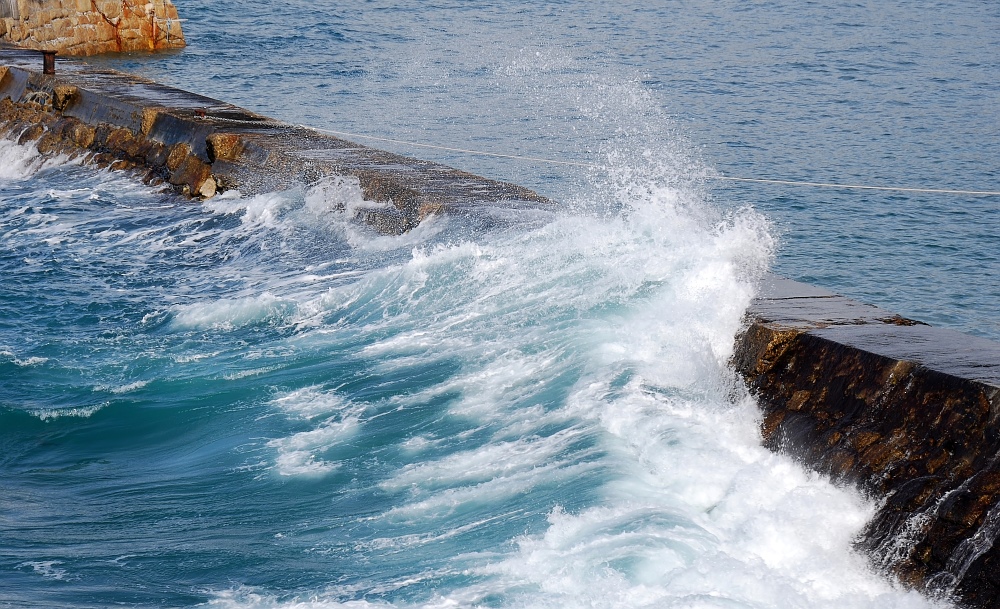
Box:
0 0 184 55
734 276 1000 607
0 48 548 234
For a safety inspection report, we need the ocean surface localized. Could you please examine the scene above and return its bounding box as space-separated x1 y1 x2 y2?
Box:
2 1 997 608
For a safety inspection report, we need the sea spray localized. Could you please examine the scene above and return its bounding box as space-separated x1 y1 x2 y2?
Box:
0 137 70 181
187 167 944 609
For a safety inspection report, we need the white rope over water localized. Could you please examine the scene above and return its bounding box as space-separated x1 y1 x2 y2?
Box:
712 176 1000 196
301 125 1000 197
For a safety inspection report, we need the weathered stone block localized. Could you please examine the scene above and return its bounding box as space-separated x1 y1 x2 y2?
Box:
52 17 73 38
16 123 44 144
35 129 64 155
3 0 185 55
165 142 190 171
142 140 170 167
68 122 96 148
140 107 159 135
35 24 52 42
169 153 212 193
52 85 78 111
198 176 217 198
95 0 122 21
206 133 243 162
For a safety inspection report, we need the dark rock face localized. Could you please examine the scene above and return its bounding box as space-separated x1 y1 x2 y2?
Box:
734 276 1000 606
0 48 550 234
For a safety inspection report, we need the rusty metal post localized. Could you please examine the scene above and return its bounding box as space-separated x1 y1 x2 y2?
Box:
41 50 56 75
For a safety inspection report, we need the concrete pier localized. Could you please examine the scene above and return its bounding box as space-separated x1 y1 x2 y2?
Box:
0 48 548 233
734 275 1000 607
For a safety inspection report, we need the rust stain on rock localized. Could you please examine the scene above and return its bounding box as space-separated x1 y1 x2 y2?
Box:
1 0 186 56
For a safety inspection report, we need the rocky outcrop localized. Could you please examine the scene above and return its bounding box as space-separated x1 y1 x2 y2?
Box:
1 0 185 56
734 275 1000 607
0 48 549 234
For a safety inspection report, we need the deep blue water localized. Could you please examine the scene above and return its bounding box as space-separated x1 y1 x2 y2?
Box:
2 1 997 608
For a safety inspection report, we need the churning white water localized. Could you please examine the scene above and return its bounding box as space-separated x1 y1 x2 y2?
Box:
3 3 981 602
156 162 944 609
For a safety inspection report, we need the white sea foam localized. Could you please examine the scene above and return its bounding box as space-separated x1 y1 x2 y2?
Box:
266 386 365 476
271 385 350 419
169 293 298 331
379 460 599 523
237 169 948 607
29 404 107 421
93 380 150 394
356 514 513 553
172 350 223 364
268 417 358 476
303 175 376 218
198 176 438 254
223 365 284 380
208 589 393 609
17 560 73 580
204 190 299 228
447 377 943 609
303 176 447 252
0 138 69 181
0 348 48 367
381 428 586 492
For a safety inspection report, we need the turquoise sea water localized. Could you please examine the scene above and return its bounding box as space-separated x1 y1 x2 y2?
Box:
2 1 997 608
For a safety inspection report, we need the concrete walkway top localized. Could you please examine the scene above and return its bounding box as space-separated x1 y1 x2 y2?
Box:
754 275 1000 387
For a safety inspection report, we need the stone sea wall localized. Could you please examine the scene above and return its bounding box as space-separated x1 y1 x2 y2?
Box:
734 276 1000 607
0 0 185 56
